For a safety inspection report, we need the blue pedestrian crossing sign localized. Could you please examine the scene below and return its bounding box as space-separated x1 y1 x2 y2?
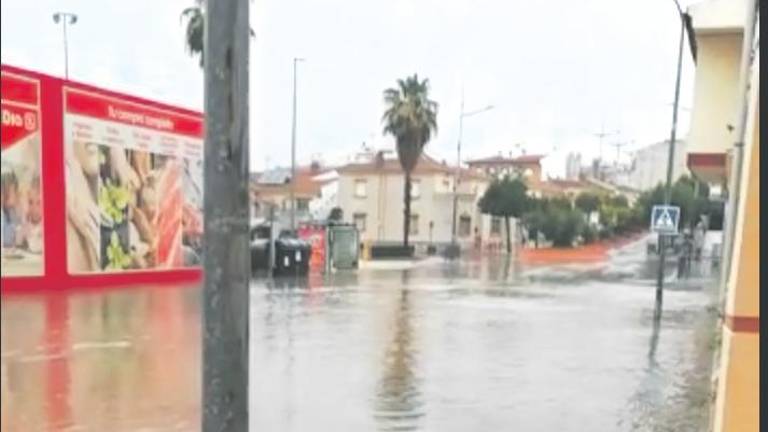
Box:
650 205 680 234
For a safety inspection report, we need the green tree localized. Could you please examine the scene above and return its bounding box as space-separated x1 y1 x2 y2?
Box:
548 196 573 211
478 176 530 253
328 207 343 223
575 192 601 215
382 74 438 247
607 195 629 208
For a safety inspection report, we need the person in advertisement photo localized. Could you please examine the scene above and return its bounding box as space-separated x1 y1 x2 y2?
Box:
1 133 44 276
66 139 101 273
182 157 203 266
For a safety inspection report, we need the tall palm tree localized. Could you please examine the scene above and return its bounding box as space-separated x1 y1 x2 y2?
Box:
180 0 204 67
180 0 254 68
382 74 438 247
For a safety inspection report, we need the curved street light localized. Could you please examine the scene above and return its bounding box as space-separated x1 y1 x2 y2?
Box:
450 96 494 253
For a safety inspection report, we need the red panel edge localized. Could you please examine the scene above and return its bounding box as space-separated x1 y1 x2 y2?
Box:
725 315 760 333
1 269 202 293
1 64 202 118
686 152 727 168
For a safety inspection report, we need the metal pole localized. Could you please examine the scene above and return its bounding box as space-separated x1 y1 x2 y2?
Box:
290 58 302 232
654 7 685 321
62 19 70 79
202 0 250 429
451 91 464 246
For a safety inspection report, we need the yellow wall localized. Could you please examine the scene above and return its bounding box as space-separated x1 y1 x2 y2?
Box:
687 33 743 155
712 43 759 432
725 100 759 318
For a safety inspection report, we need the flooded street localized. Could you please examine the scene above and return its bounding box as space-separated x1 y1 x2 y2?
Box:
1 235 718 431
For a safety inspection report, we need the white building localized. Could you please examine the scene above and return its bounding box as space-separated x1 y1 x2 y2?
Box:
624 140 688 191
565 152 582 180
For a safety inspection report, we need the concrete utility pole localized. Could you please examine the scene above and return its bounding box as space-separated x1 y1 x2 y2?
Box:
654 0 687 322
593 124 618 163
610 141 632 165
203 0 250 430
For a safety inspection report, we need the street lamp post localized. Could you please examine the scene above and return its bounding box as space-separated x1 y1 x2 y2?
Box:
654 0 688 321
290 57 305 232
52 12 77 79
449 93 493 254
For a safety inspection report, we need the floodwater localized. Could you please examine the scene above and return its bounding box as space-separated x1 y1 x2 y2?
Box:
1 235 718 431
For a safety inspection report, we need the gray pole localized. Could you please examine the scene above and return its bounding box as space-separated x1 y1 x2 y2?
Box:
202 0 250 430
53 12 76 79
654 3 686 321
290 58 303 232
62 19 70 79
451 91 464 246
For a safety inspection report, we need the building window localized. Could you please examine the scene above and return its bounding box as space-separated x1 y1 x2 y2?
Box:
409 214 419 235
491 217 502 235
459 215 471 237
296 198 310 211
353 213 367 232
411 179 421 199
354 179 367 198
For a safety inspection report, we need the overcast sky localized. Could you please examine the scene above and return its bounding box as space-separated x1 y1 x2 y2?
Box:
1 0 698 177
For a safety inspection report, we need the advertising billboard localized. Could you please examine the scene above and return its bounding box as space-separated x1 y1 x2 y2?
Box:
63 87 204 274
1 71 44 277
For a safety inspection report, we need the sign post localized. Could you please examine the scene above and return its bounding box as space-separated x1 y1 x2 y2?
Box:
650 205 681 235
651 204 681 322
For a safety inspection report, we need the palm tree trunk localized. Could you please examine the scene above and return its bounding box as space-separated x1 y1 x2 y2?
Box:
403 172 412 247
505 216 511 254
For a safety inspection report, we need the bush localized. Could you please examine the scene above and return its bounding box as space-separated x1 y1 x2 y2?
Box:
539 207 584 248
582 224 597 244
614 207 633 234
575 192 601 214
599 226 614 240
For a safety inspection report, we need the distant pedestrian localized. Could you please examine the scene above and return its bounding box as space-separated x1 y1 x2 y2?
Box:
693 220 705 261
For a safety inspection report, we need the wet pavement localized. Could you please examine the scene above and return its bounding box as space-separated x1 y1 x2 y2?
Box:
1 235 718 431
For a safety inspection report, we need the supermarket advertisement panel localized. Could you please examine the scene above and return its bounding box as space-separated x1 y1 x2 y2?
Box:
63 87 203 274
1 71 44 277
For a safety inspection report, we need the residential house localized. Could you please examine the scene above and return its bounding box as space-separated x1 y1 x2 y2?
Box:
466 154 545 191
336 150 491 250
250 161 335 226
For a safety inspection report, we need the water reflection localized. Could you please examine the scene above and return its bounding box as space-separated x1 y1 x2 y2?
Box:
373 285 424 431
1 243 717 431
1 286 201 431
